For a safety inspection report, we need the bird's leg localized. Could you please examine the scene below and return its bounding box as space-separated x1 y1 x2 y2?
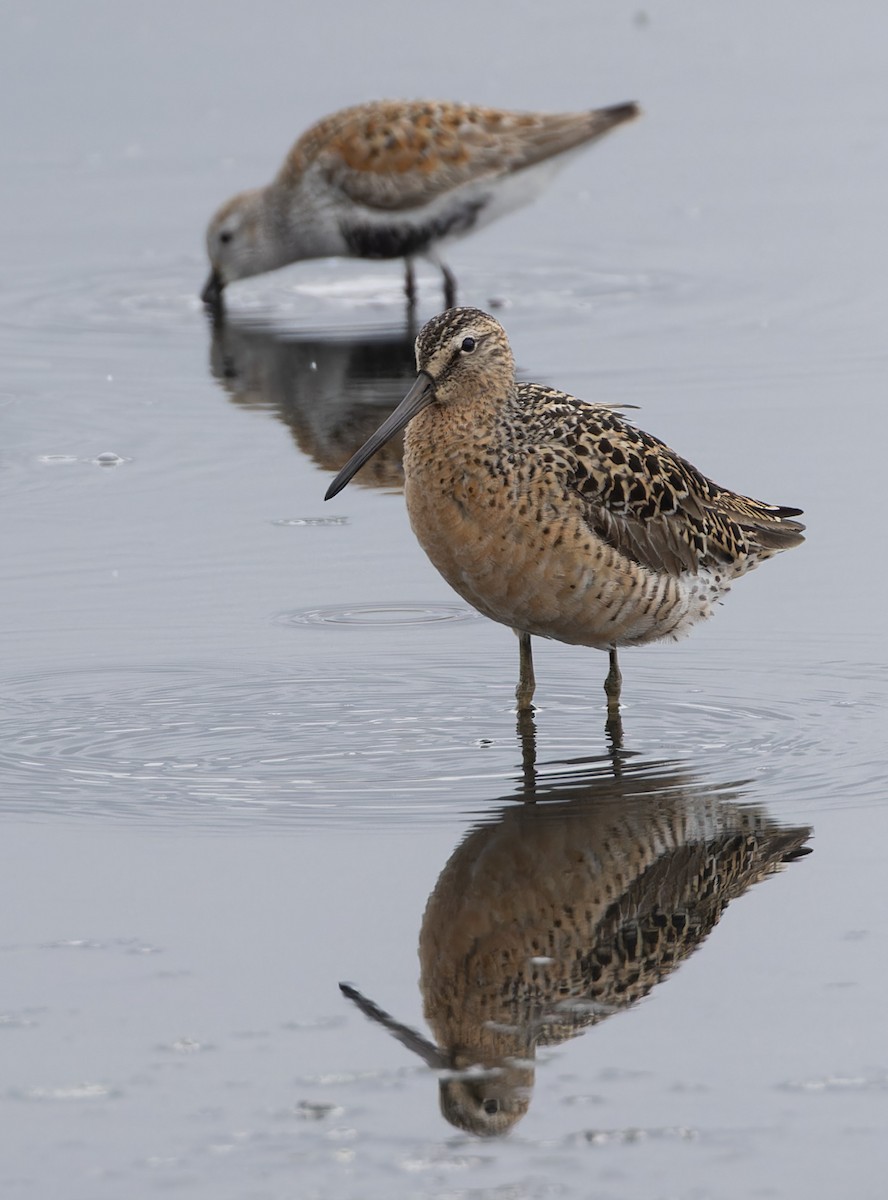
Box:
440 261 457 309
517 705 538 799
515 630 536 712
604 645 622 714
604 645 624 745
403 258 417 308
424 251 457 308
605 706 624 752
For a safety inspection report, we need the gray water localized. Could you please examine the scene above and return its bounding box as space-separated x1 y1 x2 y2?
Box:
2 2 887 1197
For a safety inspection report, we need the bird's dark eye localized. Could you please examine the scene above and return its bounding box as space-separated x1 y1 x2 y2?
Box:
482 1098 499 1115
461 337 476 353
220 231 233 245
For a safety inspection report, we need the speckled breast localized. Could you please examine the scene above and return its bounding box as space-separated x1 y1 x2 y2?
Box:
403 421 720 649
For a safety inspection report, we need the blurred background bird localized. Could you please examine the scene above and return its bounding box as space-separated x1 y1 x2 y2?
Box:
202 98 640 309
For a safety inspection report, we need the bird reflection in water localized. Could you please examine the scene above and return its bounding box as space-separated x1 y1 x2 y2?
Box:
341 727 811 1137
207 315 417 490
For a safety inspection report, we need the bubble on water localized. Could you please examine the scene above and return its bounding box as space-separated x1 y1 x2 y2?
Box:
15 1081 119 1102
272 516 348 527
41 937 161 955
159 1038 213 1054
779 1073 888 1093
0 1010 43 1030
294 1100 344 1120
281 1015 345 1032
567 1125 699 1146
278 601 477 628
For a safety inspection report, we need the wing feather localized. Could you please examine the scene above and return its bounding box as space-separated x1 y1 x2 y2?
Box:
514 385 805 577
280 100 639 212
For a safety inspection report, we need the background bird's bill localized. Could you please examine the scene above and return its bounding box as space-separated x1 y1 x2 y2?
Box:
201 269 224 307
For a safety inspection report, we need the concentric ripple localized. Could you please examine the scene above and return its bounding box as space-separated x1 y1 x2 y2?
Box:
0 662 523 828
0 254 686 348
1 640 882 830
0 261 204 339
277 602 477 627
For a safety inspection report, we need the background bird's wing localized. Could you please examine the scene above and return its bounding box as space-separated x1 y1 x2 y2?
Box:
285 101 637 212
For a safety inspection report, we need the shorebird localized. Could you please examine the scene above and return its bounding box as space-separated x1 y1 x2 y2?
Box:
324 308 805 716
341 765 811 1134
201 99 640 309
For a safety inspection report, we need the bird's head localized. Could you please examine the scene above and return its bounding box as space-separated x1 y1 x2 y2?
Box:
324 307 514 499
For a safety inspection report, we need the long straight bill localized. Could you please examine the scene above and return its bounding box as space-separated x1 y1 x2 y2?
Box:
339 982 448 1068
324 372 435 500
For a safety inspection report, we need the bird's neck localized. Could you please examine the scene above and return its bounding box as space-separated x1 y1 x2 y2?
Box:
262 175 343 262
405 384 513 466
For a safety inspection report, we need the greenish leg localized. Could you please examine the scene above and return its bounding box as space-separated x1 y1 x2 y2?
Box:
604 645 622 715
516 705 538 800
515 630 536 712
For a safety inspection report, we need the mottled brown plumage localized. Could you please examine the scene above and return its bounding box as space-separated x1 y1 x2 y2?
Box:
325 309 805 716
341 766 811 1136
202 99 640 307
282 101 640 210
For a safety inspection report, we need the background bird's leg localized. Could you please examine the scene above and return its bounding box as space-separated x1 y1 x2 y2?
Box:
404 258 417 308
440 261 457 309
426 251 457 308
515 631 536 712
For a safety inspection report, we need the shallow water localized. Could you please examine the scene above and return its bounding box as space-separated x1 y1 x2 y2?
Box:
3 2 888 1198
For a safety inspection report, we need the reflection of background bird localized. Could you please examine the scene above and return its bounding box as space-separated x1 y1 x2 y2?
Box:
342 759 811 1137
208 318 415 489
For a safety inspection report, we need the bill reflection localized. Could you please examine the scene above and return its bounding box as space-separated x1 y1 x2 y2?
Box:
342 752 811 1136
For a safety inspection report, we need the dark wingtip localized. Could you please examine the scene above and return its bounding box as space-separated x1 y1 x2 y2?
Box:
601 101 642 124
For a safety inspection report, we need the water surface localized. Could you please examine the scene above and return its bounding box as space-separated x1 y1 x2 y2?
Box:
2 3 887 1198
